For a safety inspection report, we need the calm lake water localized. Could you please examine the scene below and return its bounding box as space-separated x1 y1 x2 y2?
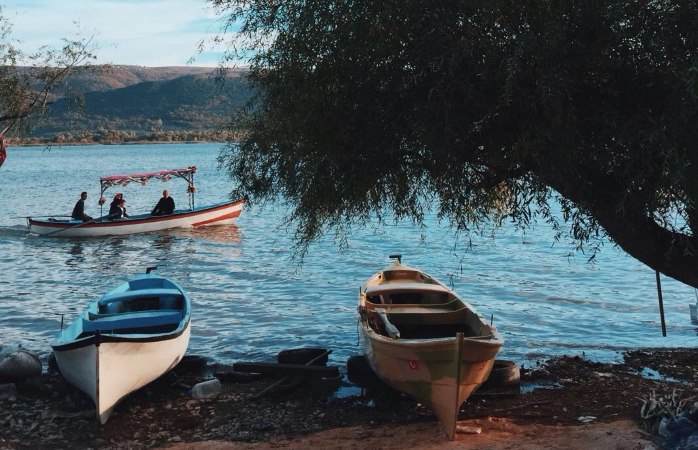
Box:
0 143 696 368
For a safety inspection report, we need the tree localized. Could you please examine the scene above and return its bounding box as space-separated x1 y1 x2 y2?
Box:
0 6 99 166
211 0 698 288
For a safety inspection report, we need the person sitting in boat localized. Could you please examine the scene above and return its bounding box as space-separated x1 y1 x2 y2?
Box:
108 199 129 220
151 190 175 216
108 193 124 217
71 191 93 222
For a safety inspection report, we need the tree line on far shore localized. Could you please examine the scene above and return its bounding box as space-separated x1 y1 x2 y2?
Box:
9 129 243 146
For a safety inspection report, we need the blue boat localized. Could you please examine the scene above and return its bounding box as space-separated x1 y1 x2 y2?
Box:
51 268 191 424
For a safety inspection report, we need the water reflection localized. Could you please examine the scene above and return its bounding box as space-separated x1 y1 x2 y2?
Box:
170 225 243 244
65 241 84 266
153 234 174 251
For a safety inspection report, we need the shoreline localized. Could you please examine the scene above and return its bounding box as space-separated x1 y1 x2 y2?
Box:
2 348 696 449
8 140 230 148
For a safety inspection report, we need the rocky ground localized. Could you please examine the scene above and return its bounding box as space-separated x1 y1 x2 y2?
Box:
1 348 697 449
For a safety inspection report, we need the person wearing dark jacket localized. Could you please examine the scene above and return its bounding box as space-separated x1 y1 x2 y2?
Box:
108 199 129 220
71 191 93 222
108 193 123 217
151 190 175 215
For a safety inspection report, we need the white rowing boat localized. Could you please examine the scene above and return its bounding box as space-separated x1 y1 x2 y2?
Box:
51 269 191 423
28 200 243 237
27 166 244 237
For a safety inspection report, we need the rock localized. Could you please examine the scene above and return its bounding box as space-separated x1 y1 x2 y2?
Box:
0 351 42 384
456 425 482 434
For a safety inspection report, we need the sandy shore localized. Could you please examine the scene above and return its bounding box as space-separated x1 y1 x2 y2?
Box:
164 419 654 449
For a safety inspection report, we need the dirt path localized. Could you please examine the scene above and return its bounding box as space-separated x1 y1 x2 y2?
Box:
164 419 654 449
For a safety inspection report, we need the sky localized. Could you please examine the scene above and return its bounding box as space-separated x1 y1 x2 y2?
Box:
1 0 233 67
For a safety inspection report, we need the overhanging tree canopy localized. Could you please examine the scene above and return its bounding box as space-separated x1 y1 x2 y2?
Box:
211 0 698 288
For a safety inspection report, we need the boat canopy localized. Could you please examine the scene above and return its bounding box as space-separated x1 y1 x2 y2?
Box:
99 166 197 210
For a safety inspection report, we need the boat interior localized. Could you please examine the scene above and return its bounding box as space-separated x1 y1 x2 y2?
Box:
78 287 187 337
362 288 489 340
365 286 455 307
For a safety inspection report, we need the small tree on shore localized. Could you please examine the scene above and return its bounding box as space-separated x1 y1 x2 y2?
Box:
0 6 99 166
211 0 698 288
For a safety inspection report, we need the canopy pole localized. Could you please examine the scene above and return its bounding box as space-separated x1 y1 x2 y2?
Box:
655 271 667 337
99 181 105 217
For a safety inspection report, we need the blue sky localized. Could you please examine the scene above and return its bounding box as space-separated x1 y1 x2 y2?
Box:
2 0 231 67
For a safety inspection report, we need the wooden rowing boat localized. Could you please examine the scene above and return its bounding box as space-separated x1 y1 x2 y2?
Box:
51 269 191 424
357 255 504 440
27 166 244 237
28 199 243 237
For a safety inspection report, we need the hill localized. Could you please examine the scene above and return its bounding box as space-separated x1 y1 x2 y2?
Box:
61 65 244 93
18 65 253 144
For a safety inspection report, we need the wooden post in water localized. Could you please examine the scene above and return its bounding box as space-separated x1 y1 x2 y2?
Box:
655 271 667 337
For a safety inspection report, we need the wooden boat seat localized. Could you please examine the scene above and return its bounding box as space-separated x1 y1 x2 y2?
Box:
97 288 183 313
82 310 183 333
98 288 183 305
364 284 456 307
371 307 479 339
379 305 463 315
128 278 177 290
384 306 470 325
364 298 461 311
87 308 182 320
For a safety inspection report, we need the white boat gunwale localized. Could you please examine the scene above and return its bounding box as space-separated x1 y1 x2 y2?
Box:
51 318 190 351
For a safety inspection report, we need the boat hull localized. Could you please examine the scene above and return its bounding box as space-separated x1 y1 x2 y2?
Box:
360 328 499 439
28 199 243 237
51 273 192 423
53 325 190 423
358 257 503 440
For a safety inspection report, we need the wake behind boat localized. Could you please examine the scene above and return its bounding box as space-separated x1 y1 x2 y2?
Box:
357 255 504 440
27 166 244 237
51 268 191 424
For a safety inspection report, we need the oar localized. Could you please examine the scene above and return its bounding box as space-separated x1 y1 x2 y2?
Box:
12 215 72 219
250 349 332 400
42 218 97 237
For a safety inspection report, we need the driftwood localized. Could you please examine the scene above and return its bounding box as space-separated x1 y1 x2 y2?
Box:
232 361 339 377
247 349 334 400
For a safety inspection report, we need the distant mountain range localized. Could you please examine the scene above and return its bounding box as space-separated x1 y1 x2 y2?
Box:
24 65 254 143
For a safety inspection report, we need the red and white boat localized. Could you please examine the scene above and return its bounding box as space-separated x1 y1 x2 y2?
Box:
27 166 244 238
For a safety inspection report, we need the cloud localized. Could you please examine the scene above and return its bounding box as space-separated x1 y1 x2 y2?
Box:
2 0 229 66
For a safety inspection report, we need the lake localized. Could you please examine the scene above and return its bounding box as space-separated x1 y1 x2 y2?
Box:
0 143 695 368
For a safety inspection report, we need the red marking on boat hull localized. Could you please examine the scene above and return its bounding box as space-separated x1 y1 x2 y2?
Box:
192 209 242 227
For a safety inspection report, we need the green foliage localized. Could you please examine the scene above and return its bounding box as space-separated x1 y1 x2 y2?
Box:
214 0 698 286
33 75 255 135
0 7 100 137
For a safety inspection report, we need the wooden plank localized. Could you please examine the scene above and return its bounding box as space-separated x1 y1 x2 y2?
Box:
232 362 339 377
375 308 400 339
250 349 333 400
